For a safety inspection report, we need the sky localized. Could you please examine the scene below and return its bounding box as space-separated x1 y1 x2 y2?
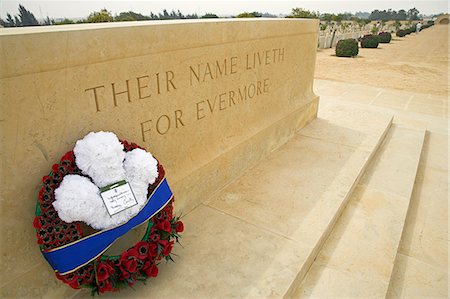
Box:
0 0 448 19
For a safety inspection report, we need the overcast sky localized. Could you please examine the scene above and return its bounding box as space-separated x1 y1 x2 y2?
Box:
1 0 448 19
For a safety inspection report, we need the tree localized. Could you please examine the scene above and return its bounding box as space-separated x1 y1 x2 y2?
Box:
115 11 150 22
287 8 320 19
407 8 419 20
355 11 370 19
236 12 262 18
321 13 333 22
332 14 343 22
148 9 198 20
87 9 113 23
0 13 17 27
44 16 54 25
201 13 219 19
18 4 39 26
55 18 75 25
0 5 39 27
261 12 277 18
397 10 407 20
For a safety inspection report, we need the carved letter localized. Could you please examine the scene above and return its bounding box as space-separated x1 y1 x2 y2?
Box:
237 86 247 103
137 76 151 99
207 96 217 113
111 80 131 107
175 110 185 128
166 71 176 91
230 56 238 74
216 59 227 77
229 90 236 106
248 83 256 99
219 92 226 110
156 115 170 135
203 63 214 81
190 65 200 85
263 78 269 93
196 101 206 120
245 54 252 70
85 85 105 112
278 48 285 61
257 80 263 95
155 73 161 94
140 120 152 142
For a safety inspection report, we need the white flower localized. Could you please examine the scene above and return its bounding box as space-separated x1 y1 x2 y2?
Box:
53 175 109 227
124 148 159 202
73 131 125 188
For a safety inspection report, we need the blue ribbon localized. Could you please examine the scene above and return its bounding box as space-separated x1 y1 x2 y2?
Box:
43 178 173 274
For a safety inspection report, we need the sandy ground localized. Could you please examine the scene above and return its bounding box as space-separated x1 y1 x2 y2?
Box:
315 25 449 96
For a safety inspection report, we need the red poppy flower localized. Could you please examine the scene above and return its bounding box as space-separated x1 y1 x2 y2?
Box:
60 151 75 163
42 175 52 184
51 164 59 173
175 221 184 233
159 240 174 256
98 279 113 293
134 241 149 260
147 242 158 258
96 261 115 281
120 249 139 273
118 265 130 280
33 217 42 229
156 220 172 233
163 242 173 256
142 261 159 277
57 273 80 289
150 233 160 242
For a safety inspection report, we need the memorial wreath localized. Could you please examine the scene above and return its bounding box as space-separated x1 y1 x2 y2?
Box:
33 132 183 295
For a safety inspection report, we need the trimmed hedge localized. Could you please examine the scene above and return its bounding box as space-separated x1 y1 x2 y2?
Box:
361 34 379 48
335 39 359 57
397 23 433 37
396 29 406 37
396 27 415 37
378 32 392 43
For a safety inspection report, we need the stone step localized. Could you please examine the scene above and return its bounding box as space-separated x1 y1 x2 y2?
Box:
293 124 425 298
76 103 393 298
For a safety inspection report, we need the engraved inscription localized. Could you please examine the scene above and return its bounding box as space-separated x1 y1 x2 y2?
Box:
83 46 286 141
85 71 177 112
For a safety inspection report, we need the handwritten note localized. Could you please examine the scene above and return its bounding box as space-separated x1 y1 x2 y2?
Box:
100 181 138 216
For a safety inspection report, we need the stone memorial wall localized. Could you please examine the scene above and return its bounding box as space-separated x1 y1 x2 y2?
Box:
0 19 318 297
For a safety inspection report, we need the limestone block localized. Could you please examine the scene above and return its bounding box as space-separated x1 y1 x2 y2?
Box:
0 19 319 297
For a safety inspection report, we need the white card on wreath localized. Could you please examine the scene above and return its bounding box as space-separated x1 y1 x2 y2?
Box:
100 181 138 216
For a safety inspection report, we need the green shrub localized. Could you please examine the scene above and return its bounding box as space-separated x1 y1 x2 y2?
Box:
378 32 392 43
396 29 406 37
360 34 379 48
335 39 359 57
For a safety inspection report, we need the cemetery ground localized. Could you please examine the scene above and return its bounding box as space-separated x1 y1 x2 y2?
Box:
316 25 448 97
304 24 448 297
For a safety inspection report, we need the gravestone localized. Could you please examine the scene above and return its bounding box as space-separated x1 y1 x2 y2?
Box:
0 18 319 297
